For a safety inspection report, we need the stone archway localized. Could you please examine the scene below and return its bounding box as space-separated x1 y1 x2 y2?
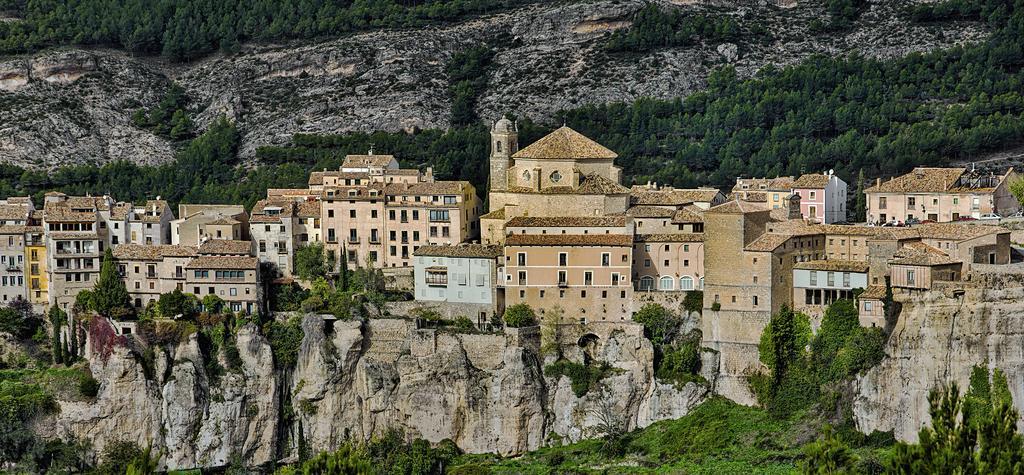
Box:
578 333 600 365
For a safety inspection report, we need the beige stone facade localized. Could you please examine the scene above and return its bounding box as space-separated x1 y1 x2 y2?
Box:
865 167 1020 223
185 255 261 315
114 244 197 309
171 204 249 246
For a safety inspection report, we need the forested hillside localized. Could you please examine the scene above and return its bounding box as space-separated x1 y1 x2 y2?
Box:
0 0 536 60
0 0 1018 208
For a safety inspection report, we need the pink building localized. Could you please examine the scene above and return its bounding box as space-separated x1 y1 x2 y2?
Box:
793 172 847 224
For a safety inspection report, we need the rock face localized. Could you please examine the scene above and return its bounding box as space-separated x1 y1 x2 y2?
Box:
35 322 279 470
34 316 707 470
854 271 1024 442
0 0 988 169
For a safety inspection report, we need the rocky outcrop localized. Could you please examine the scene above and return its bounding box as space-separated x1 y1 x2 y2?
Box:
0 0 989 169
34 323 278 470
854 270 1024 442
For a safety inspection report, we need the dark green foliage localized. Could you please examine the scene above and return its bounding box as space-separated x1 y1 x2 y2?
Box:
604 4 739 53
264 318 303 370
0 378 58 466
156 289 198 319
270 281 310 312
885 369 1024 473
801 426 857 474
0 0 537 61
447 46 495 126
655 338 703 386
452 316 474 332
502 303 537 328
854 168 867 222
632 303 677 345
682 290 703 315
814 0 868 31
276 443 372 474
92 440 143 475
810 299 859 381
0 305 38 340
77 373 99 398
294 243 330 282
133 83 192 139
92 249 133 320
544 360 614 398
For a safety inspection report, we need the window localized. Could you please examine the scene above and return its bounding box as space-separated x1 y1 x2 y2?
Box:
517 271 527 285
584 271 593 286
753 296 758 306
611 273 620 286
558 253 567 266
659 276 674 290
907 269 916 284
643 259 651 267
842 272 850 287
413 210 419 221
550 171 561 183
680 276 694 290
864 301 873 311
517 253 526 266
557 270 567 285
827 272 835 286
425 268 448 285
429 210 450 222
878 197 887 209
350 209 356 218
810 271 818 286
639 276 654 291
601 253 610 266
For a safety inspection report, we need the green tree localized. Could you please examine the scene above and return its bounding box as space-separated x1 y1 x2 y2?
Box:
157 289 197 319
92 249 133 319
168 109 194 140
633 303 678 345
1009 177 1024 206
294 243 329 282
855 168 866 222
801 426 856 474
48 306 65 365
503 303 537 328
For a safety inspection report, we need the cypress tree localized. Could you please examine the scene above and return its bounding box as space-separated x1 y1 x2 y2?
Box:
93 248 132 319
68 314 78 360
49 306 64 365
855 168 867 223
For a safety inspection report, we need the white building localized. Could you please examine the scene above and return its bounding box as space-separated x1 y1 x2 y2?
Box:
791 260 868 320
412 244 503 324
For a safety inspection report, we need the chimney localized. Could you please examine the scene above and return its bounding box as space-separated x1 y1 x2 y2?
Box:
876 178 881 187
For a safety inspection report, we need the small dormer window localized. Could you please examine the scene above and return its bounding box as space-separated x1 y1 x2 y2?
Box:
550 171 562 183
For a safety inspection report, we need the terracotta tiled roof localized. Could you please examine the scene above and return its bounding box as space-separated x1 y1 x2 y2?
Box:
729 191 767 202
414 244 502 259
267 188 315 197
385 169 421 176
342 154 396 169
43 202 97 222
913 223 1006 240
250 215 281 224
110 203 132 220
49 232 99 240
505 174 629 195
732 177 795 192
890 242 960 266
321 184 386 201
384 181 469 195
745 233 791 252
672 205 705 224
865 168 966 193
793 174 833 189
0 224 28 234
113 244 198 260
505 216 628 227
505 234 633 247
630 188 721 206
207 216 241 225
295 201 320 218
634 233 704 243
479 208 506 220
858 285 887 300
709 200 769 214
625 206 676 218
198 239 252 255
0 204 30 221
512 126 617 160
793 259 869 272
186 255 258 270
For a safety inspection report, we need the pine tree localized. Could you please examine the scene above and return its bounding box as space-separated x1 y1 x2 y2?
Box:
168 109 193 140
93 248 132 319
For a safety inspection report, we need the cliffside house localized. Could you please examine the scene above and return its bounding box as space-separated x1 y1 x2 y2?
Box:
864 167 1020 224
412 243 504 324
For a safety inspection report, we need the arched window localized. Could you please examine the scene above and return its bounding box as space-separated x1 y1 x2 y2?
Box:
659 276 674 291
639 276 655 291
680 276 694 291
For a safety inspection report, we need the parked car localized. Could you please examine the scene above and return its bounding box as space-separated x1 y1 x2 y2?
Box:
956 216 977 221
906 217 921 225
979 213 1002 221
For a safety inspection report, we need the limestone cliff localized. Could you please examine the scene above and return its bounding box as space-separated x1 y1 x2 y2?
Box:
31 316 706 470
0 0 987 169
854 270 1024 442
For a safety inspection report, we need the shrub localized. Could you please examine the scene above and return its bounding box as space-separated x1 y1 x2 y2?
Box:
544 360 615 397
503 304 537 328
633 303 677 345
683 291 703 315
264 318 304 370
655 340 703 386
78 373 99 398
452 316 474 332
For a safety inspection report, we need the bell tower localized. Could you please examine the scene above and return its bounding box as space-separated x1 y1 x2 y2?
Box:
489 117 518 193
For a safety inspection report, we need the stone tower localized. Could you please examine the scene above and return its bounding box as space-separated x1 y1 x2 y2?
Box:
489 117 518 192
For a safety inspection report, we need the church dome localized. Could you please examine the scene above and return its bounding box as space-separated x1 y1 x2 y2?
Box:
493 117 515 133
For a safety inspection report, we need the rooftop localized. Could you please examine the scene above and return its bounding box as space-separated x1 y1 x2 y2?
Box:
630 188 721 206
113 244 198 260
793 173 834 189
709 199 769 215
889 242 961 266
625 206 677 219
862 167 1006 194
505 173 629 195
342 154 397 169
505 234 633 247
672 205 705 224
793 259 869 273
859 285 888 300
745 233 791 252
634 233 704 243
198 239 252 255
512 126 618 160
505 215 628 228
384 181 469 195
732 177 795 192
414 244 502 259
186 255 259 270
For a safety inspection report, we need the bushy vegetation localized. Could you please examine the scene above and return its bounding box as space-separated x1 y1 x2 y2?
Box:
604 4 739 53
0 0 537 60
131 84 193 140
277 429 460 475
293 242 332 282
543 360 615 398
447 45 495 126
502 303 537 328
633 303 704 387
752 301 886 419
264 317 304 370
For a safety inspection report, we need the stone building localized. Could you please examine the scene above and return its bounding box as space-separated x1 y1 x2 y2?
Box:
792 171 847 224
412 243 504 324
114 244 198 310
732 177 795 210
313 154 480 270
250 198 321 277
127 199 174 245
171 204 249 246
865 167 1020 223
632 233 705 292
503 233 634 322
185 255 261 315
43 193 113 310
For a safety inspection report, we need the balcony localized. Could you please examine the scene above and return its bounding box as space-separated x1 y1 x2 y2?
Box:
146 272 157 279
557 281 568 288
173 272 185 279
55 247 97 256
347 237 360 244
5 265 21 272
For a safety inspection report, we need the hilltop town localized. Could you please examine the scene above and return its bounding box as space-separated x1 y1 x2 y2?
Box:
1 119 1020 403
